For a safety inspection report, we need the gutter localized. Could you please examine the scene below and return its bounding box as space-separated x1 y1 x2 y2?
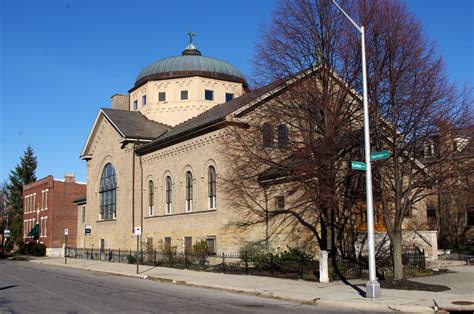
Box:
136 118 226 155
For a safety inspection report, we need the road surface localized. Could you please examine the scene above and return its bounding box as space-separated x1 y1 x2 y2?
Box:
0 259 348 313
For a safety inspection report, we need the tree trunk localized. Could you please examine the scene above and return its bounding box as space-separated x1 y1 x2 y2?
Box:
391 232 404 280
320 215 328 251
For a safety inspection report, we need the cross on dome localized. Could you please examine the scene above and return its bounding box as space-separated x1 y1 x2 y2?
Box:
188 31 195 45
182 31 201 56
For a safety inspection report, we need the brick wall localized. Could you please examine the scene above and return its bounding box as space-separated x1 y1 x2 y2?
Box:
23 175 86 250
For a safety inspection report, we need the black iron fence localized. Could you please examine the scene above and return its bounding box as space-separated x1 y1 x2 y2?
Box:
65 247 321 281
65 245 425 281
335 245 426 280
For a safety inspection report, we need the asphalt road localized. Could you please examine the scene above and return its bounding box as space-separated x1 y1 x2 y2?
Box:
0 259 346 313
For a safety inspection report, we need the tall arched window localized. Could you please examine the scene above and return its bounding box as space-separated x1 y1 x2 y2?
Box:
277 124 288 149
262 123 273 147
208 166 216 209
148 180 154 216
99 163 116 220
165 176 172 214
185 171 193 212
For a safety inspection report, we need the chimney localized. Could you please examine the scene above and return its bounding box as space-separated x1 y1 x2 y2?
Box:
64 173 76 183
111 94 130 110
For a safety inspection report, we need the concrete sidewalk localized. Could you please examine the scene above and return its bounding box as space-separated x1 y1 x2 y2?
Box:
30 257 474 313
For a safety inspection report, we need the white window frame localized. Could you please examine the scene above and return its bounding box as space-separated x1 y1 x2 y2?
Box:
44 189 48 210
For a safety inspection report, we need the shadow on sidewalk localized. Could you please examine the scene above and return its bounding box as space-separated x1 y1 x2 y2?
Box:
138 265 159 275
341 277 366 297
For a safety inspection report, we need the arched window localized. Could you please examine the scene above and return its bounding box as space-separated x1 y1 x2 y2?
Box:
277 124 288 149
148 180 154 216
262 123 273 147
208 166 216 209
185 171 193 212
99 163 116 220
165 176 172 214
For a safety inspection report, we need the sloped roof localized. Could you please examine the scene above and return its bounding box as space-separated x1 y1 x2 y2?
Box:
136 79 283 155
101 108 170 140
80 108 171 159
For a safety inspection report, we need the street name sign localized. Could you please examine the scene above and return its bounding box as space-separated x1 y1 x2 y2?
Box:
370 150 391 161
351 161 366 171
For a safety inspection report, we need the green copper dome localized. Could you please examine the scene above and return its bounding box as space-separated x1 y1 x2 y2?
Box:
133 43 247 90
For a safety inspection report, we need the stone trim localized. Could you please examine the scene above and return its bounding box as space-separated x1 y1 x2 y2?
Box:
144 209 217 219
141 132 222 164
96 219 117 223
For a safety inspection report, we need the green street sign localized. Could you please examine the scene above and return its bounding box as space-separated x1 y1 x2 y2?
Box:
351 161 366 171
370 150 391 161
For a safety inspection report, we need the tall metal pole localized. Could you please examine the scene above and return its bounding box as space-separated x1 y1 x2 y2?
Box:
136 234 139 274
333 1 380 298
65 234 68 265
83 227 86 267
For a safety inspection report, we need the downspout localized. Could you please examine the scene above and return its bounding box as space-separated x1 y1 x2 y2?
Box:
131 141 137 233
140 153 144 235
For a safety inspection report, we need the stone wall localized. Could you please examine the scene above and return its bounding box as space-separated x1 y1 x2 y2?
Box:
355 230 438 261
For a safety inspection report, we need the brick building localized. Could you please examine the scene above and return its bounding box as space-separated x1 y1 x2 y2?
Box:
23 174 86 256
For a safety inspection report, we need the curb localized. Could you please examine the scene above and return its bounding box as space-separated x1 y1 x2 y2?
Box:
30 259 435 313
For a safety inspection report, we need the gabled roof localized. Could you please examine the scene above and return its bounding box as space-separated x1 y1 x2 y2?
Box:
136 77 290 155
101 108 169 140
80 108 170 159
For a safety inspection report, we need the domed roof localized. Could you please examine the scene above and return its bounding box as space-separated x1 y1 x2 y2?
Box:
133 42 247 90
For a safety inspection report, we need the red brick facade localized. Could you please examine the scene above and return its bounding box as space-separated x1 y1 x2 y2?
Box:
23 175 86 250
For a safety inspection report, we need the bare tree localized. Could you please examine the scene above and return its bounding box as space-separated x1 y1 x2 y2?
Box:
224 0 472 281
223 0 366 272
352 0 473 279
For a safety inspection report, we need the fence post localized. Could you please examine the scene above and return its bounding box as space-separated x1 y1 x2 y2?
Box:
422 249 425 269
244 251 249 275
222 252 226 273
270 253 274 277
154 249 157 265
186 250 190 269
119 248 121 263
299 255 304 279
168 249 172 267
91 248 94 260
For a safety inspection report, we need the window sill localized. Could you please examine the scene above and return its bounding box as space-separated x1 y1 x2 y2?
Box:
96 219 117 223
145 209 217 219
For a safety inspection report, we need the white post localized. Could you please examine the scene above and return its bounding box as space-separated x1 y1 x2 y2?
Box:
319 250 329 283
332 0 381 298
361 26 380 299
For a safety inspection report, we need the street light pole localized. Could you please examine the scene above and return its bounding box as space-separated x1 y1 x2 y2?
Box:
332 0 380 298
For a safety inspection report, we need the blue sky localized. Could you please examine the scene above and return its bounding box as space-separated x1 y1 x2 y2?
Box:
1 0 473 184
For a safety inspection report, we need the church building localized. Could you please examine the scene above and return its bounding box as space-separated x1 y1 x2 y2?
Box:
78 37 285 254
78 36 438 259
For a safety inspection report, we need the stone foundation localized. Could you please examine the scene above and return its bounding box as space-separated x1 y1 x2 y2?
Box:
355 230 438 261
